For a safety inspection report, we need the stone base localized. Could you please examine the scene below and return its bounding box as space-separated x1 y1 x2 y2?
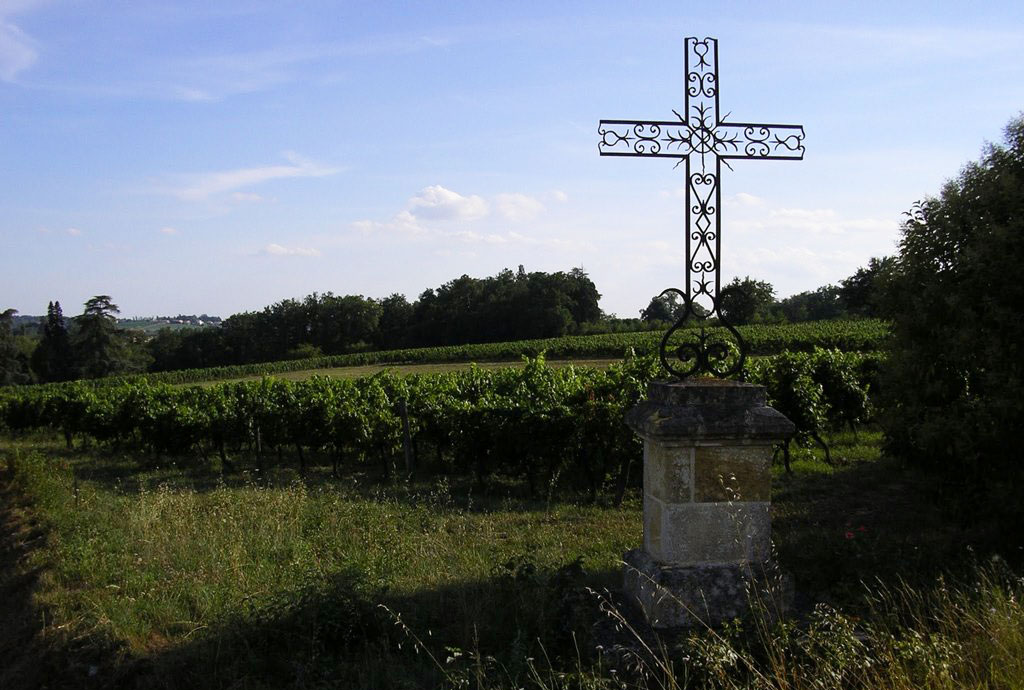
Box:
623 549 792 629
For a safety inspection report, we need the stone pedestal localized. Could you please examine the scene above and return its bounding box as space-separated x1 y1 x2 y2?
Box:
623 379 794 629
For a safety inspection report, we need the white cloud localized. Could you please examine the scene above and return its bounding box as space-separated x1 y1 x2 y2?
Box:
451 230 508 245
165 152 339 201
262 243 321 257
352 209 425 235
408 185 488 221
349 184 590 252
549 190 569 203
731 192 764 207
66 227 81 236
359 185 556 233
495 193 544 221
730 245 861 289
0 3 38 82
730 206 898 236
159 226 178 235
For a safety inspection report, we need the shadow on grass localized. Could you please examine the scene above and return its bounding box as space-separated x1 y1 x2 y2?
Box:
771 451 1022 612
1 465 131 690
3 539 621 690
133 561 619 690
7 432 1023 689
43 439 639 515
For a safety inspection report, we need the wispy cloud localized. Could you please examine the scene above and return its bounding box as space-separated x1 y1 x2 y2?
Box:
0 1 42 82
229 191 265 203
159 226 178 235
408 185 488 221
351 184 591 253
358 185 554 233
65 227 82 236
352 210 425 235
495 193 544 221
161 152 339 202
730 206 897 236
731 192 764 207
262 243 320 257
154 34 455 101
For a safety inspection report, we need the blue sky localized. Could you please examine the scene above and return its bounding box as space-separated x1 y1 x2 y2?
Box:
3 1 1023 319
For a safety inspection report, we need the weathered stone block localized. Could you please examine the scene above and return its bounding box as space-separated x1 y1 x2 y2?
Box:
623 548 792 629
643 443 693 503
626 380 794 443
643 496 663 555
694 445 772 502
655 502 770 565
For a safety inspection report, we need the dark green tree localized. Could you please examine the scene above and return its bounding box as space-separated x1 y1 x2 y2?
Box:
1 308 33 385
73 295 130 379
879 115 1024 522
564 267 603 325
640 292 683 322
376 293 413 349
839 256 896 318
718 276 776 325
777 284 845 322
31 301 74 382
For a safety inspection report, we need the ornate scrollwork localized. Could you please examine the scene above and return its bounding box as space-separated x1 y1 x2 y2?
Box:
598 36 804 378
658 289 746 379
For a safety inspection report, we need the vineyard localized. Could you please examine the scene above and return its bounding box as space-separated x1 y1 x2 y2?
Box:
103 318 887 386
0 348 880 500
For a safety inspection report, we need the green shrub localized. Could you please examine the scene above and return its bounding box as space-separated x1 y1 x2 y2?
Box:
879 114 1024 523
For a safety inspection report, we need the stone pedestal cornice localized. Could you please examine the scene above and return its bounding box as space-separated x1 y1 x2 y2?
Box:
626 380 794 442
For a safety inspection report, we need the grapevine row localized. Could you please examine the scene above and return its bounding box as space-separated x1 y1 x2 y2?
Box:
1 350 882 497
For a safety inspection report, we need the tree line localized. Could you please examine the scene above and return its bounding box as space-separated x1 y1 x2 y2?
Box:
2 267 607 383
638 258 894 326
3 258 896 385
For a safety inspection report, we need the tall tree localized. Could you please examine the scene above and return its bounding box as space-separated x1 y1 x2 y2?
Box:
74 295 128 379
376 293 413 349
640 292 683 323
0 308 32 385
31 301 74 382
718 276 776 325
777 285 844 322
839 256 896 318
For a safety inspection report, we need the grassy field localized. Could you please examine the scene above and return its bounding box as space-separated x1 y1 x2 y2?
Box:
1 431 1022 689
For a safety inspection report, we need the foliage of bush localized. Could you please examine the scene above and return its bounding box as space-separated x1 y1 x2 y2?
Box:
879 115 1024 521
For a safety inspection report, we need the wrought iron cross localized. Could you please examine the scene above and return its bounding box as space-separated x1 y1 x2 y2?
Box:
599 37 804 378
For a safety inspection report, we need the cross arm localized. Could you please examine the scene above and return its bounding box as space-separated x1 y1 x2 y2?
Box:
713 122 805 160
598 119 694 157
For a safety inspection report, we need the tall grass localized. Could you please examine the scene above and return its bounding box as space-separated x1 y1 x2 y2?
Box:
2 435 1022 689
